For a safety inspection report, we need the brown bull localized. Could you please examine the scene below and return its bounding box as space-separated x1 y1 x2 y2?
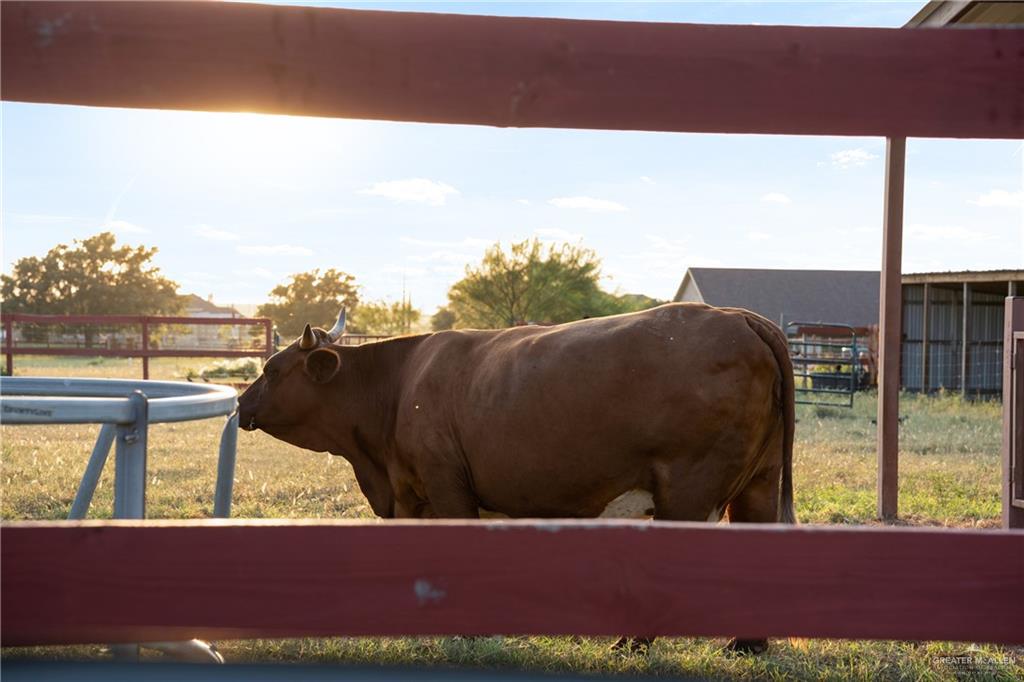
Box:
239 302 795 651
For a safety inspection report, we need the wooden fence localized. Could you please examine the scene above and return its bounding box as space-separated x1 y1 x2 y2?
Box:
4 520 1022 646
1 0 1022 653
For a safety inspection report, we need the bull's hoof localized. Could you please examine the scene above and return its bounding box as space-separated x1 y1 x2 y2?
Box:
610 637 654 655
725 638 769 655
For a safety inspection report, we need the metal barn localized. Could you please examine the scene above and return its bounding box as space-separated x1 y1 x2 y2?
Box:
901 271 1024 395
675 267 1024 395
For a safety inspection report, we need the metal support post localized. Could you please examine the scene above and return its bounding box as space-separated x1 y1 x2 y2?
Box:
68 424 117 520
213 412 239 518
113 391 149 520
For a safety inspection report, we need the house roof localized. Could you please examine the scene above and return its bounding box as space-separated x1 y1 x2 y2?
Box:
675 268 881 328
183 293 241 317
906 1 1024 27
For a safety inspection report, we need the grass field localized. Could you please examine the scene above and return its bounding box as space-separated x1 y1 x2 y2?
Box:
4 354 255 382
2 356 1021 679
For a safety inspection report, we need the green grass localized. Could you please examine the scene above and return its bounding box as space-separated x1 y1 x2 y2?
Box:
2 388 1021 679
5 355 244 381
793 391 1003 528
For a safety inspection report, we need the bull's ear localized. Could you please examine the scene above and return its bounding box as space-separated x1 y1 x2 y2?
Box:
304 347 341 383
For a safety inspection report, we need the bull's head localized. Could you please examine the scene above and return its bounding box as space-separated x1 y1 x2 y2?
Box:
237 309 347 448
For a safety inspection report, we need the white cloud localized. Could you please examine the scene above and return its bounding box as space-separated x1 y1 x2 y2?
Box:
400 237 491 250
430 265 464 276
618 235 722 282
904 258 949 273
640 176 655 185
830 148 878 169
232 267 277 280
906 223 994 242
103 219 148 234
182 271 225 282
548 196 627 212
747 231 772 241
969 189 1023 208
194 225 241 241
359 178 459 206
516 199 532 205
760 192 792 205
380 265 429 276
409 250 475 264
237 244 313 256
534 227 583 243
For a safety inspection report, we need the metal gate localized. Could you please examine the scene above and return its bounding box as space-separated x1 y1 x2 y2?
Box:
787 321 860 408
1003 298 1024 529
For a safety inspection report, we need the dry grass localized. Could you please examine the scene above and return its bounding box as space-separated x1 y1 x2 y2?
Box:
2 359 1020 679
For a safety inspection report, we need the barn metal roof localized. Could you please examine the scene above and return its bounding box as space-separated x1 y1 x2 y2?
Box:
906 1 1024 27
675 268 881 328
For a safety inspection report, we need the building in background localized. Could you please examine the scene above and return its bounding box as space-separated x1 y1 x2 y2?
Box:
673 268 879 332
674 267 1024 395
906 1 1024 27
177 294 244 349
902 272 1023 395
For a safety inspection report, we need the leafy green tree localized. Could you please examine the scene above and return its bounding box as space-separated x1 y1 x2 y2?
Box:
447 239 645 329
257 268 359 338
596 292 666 316
1 232 181 316
430 306 457 331
355 300 422 336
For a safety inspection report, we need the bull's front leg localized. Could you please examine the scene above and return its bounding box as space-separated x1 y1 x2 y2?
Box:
421 473 481 519
411 447 481 519
391 469 477 519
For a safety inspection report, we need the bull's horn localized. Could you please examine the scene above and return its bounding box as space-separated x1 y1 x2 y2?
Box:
299 323 317 350
326 308 347 342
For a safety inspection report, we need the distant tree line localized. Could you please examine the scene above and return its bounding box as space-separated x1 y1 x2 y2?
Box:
4 232 664 344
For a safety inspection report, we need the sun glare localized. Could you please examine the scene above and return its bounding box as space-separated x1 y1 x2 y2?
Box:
172 111 358 183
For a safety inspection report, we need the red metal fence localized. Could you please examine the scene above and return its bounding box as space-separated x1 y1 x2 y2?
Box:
2 313 273 380
1 0 1022 654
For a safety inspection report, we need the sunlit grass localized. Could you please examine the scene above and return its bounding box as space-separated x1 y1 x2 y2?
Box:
6 355 244 381
2 386 1020 679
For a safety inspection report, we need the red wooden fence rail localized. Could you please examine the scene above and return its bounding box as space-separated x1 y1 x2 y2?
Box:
3 520 1023 647
2 313 274 379
2 2 1022 139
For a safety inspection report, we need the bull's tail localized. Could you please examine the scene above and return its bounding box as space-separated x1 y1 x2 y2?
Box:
741 312 797 525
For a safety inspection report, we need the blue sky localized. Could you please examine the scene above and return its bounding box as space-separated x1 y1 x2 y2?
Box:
3 1 1022 316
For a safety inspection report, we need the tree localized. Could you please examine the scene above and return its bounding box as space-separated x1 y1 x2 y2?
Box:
610 293 665 313
355 299 422 336
447 239 631 328
257 268 359 338
430 307 457 331
1 232 181 316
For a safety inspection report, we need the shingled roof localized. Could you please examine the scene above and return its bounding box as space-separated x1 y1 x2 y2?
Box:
674 268 880 328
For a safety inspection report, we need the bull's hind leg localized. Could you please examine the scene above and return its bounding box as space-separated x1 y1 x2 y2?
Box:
609 460 731 655
722 452 786 655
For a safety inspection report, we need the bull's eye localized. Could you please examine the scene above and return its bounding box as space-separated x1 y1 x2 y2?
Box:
263 366 278 382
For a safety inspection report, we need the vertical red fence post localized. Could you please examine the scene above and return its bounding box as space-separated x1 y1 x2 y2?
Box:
264 319 273 362
4 316 14 376
141 318 150 380
877 136 905 521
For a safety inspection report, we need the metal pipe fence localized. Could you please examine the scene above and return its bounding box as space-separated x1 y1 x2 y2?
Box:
1 376 239 662
1 314 274 379
1 377 239 519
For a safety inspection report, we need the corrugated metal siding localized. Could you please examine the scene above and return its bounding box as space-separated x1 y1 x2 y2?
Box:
968 290 1003 392
901 284 924 390
901 284 1005 393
